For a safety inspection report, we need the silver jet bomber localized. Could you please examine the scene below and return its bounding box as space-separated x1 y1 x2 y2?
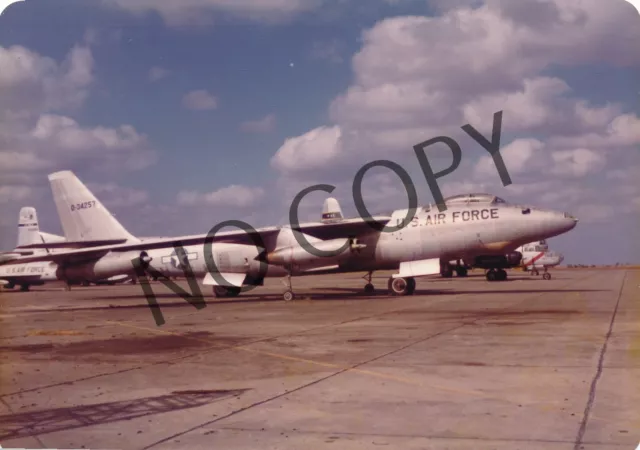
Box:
320 194 575 286
3 171 578 300
0 207 65 291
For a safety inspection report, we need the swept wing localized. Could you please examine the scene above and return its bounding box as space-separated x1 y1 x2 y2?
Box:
0 216 391 266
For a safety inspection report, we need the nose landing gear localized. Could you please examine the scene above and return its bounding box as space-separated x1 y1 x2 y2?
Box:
363 271 375 294
282 273 295 301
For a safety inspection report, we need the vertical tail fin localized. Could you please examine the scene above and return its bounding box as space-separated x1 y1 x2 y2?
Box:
48 170 139 242
321 197 344 223
17 207 41 248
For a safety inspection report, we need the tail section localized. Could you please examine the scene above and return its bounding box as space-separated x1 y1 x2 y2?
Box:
17 207 41 248
321 197 344 223
48 170 139 243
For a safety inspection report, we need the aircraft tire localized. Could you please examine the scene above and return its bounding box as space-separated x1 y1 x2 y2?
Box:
388 277 413 296
227 287 241 297
283 290 294 302
486 270 497 282
20 284 29 292
213 286 228 298
407 278 416 295
5 283 14 289
364 283 375 294
456 267 468 277
497 269 507 281
543 273 551 280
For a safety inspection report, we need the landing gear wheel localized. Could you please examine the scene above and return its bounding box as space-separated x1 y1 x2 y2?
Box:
441 269 453 278
227 287 241 297
543 272 551 280
388 277 415 296
213 286 227 298
283 290 294 302
486 270 497 282
364 283 375 294
497 269 507 281
456 267 468 277
19 284 29 292
407 278 416 295
213 286 240 298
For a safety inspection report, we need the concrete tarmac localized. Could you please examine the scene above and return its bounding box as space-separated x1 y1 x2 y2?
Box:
0 269 638 449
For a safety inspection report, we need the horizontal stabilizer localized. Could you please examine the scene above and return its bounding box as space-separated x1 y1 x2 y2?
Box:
393 258 441 278
16 239 128 250
39 232 66 243
0 254 22 264
0 251 35 263
202 272 246 287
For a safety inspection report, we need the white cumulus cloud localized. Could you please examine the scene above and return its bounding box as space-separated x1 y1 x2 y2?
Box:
271 125 342 173
182 89 218 110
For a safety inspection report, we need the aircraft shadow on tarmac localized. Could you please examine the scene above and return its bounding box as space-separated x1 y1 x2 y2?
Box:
318 287 609 296
52 286 610 314
0 389 248 441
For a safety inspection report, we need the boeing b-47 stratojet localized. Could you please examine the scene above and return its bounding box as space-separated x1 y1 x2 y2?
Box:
0 207 65 291
0 206 135 290
2 171 578 300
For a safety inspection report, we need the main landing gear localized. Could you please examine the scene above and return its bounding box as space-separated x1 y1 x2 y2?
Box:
486 268 507 281
388 276 416 296
212 286 241 298
441 262 468 278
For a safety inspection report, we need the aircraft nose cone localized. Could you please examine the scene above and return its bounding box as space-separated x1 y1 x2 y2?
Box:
558 212 579 233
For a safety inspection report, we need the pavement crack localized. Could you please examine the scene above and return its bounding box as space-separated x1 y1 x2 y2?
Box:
140 322 467 450
0 396 47 448
573 270 627 450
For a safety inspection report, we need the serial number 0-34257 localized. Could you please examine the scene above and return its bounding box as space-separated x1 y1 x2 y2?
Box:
70 201 96 211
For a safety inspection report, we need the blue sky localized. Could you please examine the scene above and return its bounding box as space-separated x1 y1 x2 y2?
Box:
0 0 639 265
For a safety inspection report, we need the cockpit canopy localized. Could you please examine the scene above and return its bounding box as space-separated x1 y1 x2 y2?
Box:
421 193 508 212
443 193 507 206
422 193 508 212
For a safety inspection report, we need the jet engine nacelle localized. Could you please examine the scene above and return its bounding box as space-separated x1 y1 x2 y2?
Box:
57 251 151 282
266 238 354 269
470 251 522 269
